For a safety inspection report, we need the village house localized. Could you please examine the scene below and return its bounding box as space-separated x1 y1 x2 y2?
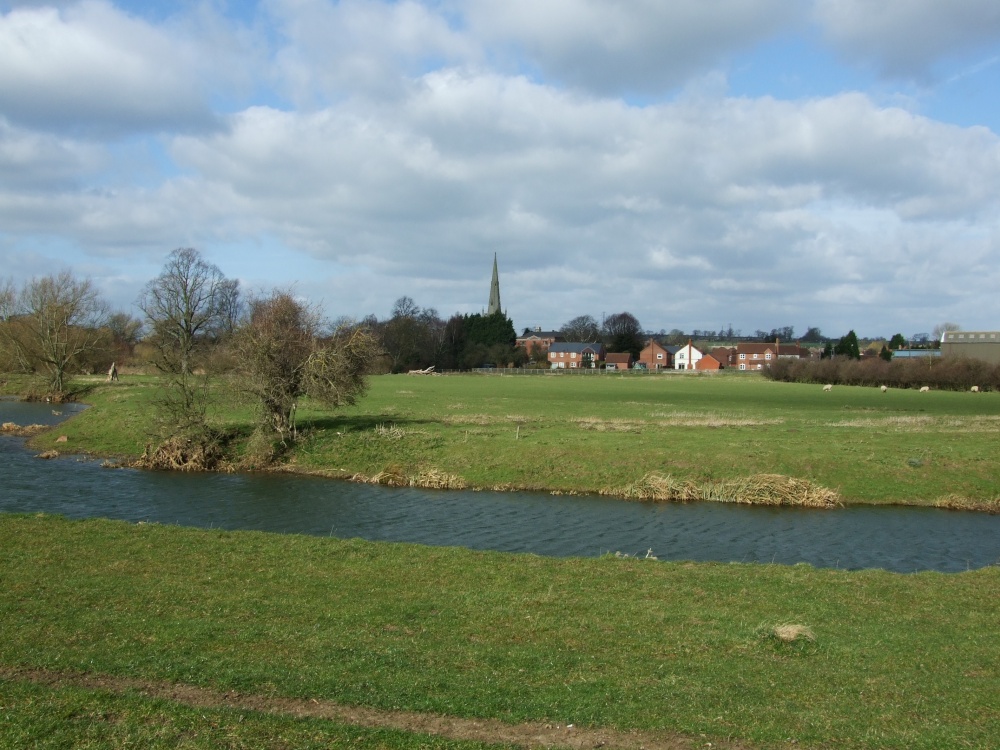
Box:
548 342 605 369
638 339 674 370
605 352 634 370
728 342 811 370
695 352 724 371
516 328 563 356
674 340 704 370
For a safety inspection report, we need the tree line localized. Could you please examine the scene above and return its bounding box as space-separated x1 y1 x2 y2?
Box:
1 250 379 468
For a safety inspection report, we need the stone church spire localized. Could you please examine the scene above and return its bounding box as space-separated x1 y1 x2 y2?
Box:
487 253 501 315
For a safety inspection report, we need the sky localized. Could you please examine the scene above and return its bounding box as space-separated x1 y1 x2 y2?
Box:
2 0 1000 340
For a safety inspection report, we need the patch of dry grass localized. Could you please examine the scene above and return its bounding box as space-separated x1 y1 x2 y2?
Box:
2 422 47 437
830 415 1000 432
351 466 467 490
770 623 816 643
442 413 536 426
573 417 644 433
933 494 1000 514
602 472 841 508
649 411 784 427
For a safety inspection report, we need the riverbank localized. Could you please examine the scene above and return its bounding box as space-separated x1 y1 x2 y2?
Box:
16 372 1000 511
2 514 998 749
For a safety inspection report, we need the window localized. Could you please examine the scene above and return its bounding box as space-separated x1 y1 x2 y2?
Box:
571 352 576 359
559 352 565 358
739 363 746 370
657 353 663 360
739 353 746 360
765 353 772 360
752 353 758 359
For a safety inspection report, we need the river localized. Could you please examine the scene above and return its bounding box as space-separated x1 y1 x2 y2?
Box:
2 399 998 573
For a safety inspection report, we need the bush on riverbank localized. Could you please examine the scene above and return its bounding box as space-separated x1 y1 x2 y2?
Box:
764 355 1000 391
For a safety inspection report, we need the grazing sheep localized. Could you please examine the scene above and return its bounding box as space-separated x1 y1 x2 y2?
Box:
920 386 930 393
880 385 888 393
822 384 833 392
971 385 980 393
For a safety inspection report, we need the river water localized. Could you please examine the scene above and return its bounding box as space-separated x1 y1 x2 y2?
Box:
2 400 998 573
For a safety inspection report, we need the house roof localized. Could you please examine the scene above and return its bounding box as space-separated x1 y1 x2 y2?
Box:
518 330 562 340
549 342 605 355
942 331 1000 343
605 352 633 364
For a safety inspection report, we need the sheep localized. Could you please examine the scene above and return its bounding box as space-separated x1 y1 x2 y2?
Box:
880 385 888 393
971 385 980 393
822 384 833 392
919 386 930 393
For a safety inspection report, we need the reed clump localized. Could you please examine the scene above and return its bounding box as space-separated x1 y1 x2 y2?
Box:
352 466 467 490
603 472 841 508
933 494 1000 514
133 436 226 472
2 422 47 437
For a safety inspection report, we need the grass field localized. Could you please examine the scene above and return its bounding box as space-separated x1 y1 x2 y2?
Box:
26 370 1000 509
1 515 998 749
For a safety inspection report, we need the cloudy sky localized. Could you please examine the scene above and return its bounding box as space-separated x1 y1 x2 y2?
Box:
2 0 999 339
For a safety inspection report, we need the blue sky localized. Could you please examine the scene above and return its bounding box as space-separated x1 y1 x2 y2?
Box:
2 0 1000 339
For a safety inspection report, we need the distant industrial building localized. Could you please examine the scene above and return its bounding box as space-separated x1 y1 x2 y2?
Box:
940 331 1000 365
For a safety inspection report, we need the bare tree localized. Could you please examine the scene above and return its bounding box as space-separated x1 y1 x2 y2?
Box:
932 322 961 342
560 314 601 342
0 271 110 394
137 248 238 377
0 277 15 321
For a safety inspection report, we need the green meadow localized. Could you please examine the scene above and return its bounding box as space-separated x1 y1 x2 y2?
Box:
28 371 1000 508
3 373 1000 748
1 515 998 749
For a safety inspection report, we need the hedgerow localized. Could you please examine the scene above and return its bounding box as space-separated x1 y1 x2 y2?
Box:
763 355 1000 391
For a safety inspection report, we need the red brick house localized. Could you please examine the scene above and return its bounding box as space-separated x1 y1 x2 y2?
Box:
638 339 673 370
517 328 563 356
730 342 810 370
695 353 724 371
605 352 634 370
548 342 605 369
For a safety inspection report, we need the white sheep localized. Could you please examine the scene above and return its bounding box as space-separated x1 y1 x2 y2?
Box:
822 384 833 392
880 385 888 393
919 386 930 393
971 385 980 393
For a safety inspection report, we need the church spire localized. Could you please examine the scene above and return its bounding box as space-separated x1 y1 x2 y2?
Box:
487 253 501 315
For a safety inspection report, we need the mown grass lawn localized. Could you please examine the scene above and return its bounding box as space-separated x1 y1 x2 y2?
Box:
1 515 997 749
30 371 1000 506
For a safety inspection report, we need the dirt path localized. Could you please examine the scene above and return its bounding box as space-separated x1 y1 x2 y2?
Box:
1 665 755 750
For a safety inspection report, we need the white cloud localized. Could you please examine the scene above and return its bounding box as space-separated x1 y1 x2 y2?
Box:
0 1 235 134
2 0 999 335
265 0 476 103
462 0 797 95
815 0 1000 79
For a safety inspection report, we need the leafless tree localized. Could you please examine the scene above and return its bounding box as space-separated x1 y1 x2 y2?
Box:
932 322 961 342
137 248 238 377
560 314 601 343
0 271 110 394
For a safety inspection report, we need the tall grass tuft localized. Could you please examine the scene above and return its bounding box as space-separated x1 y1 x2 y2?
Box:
603 472 841 508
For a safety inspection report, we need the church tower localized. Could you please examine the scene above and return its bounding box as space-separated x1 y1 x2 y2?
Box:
487 253 502 315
